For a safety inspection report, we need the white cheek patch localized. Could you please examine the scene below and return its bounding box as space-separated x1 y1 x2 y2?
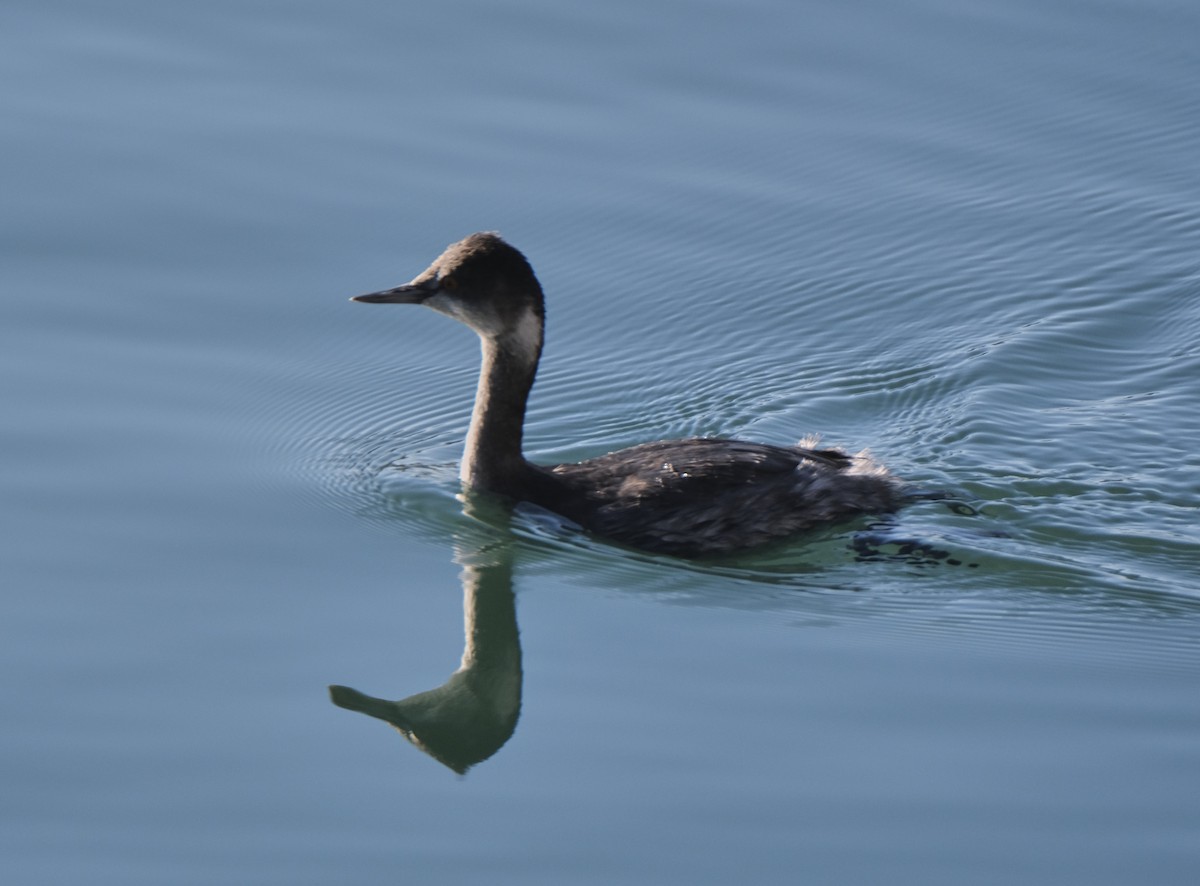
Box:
426 292 502 337
426 294 541 361
507 308 542 363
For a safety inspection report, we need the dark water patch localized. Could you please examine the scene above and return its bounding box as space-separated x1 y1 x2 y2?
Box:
505 492 1200 668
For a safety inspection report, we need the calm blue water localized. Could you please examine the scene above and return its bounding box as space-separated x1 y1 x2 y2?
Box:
3 1 1199 883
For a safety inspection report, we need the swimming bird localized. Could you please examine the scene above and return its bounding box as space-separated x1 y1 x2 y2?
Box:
352 232 903 557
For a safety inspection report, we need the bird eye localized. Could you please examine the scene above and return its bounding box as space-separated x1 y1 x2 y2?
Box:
440 276 458 292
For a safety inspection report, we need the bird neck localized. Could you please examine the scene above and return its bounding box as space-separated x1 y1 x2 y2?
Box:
460 316 542 494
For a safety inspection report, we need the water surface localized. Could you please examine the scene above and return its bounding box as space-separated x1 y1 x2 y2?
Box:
3 1 1199 884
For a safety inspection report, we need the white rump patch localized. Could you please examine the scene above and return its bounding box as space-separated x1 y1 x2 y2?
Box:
797 433 892 478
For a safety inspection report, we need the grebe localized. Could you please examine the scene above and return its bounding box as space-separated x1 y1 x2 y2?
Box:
352 232 903 557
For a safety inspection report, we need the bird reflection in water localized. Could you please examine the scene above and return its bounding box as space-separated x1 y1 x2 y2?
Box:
329 526 522 774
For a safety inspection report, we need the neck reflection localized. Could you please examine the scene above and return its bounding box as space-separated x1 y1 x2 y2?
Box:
329 534 521 774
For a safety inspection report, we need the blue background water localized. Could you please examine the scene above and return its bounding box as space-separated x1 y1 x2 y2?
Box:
3 1 1199 883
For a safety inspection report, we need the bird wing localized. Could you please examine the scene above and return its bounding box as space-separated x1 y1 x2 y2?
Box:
552 437 843 498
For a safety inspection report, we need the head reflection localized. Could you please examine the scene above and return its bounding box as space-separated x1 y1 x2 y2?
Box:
329 532 521 774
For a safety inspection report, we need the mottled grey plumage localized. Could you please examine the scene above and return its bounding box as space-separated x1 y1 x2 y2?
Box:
352 232 903 557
